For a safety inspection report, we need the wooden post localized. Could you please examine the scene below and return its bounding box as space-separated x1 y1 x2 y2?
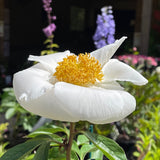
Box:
0 0 4 62
140 0 152 55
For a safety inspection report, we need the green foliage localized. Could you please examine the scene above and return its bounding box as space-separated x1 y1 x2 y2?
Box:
33 142 50 160
107 61 160 158
0 143 8 157
118 70 160 137
0 125 67 160
41 37 59 56
83 131 127 160
28 124 69 138
0 88 38 132
94 123 114 138
41 49 59 56
0 135 52 160
0 123 8 141
71 135 97 160
133 105 160 160
90 150 103 160
0 123 9 157
0 124 127 160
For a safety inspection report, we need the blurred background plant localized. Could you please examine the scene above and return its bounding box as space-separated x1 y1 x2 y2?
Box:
0 123 9 157
0 88 39 134
117 47 160 72
41 0 59 55
112 47 160 159
93 6 115 49
133 105 160 160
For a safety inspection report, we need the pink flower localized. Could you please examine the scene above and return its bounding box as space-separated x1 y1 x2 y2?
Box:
132 47 137 52
146 57 157 66
132 57 138 65
117 54 158 68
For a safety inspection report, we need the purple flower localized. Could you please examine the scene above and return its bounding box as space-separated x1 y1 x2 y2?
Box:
93 6 115 49
108 27 115 34
52 16 56 20
42 0 57 38
94 39 106 49
42 0 52 12
107 35 115 44
43 23 56 37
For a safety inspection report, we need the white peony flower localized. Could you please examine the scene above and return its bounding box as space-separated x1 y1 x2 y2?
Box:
13 37 148 124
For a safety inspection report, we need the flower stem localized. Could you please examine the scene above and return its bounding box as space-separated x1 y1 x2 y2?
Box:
66 122 75 160
47 12 53 51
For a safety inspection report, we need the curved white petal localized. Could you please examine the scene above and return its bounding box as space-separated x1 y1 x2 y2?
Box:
15 87 79 122
102 59 148 85
13 66 53 102
28 50 71 73
54 82 136 124
95 81 124 90
90 37 127 67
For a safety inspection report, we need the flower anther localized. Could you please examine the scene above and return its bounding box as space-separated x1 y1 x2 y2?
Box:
54 53 104 86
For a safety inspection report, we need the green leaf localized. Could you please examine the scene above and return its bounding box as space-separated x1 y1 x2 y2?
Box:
33 142 50 160
32 134 63 146
71 137 97 160
51 43 59 48
80 144 97 160
48 147 66 160
44 39 52 44
1 102 17 108
71 141 80 156
77 135 89 146
90 149 103 160
46 43 59 49
49 134 64 144
0 135 52 160
2 88 14 93
71 151 79 160
133 151 140 157
28 126 68 138
5 108 16 119
41 50 48 56
83 131 127 160
24 154 35 160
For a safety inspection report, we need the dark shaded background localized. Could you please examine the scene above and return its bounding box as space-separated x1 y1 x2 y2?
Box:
8 0 138 74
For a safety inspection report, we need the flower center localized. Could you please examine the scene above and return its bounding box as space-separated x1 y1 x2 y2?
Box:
53 53 104 86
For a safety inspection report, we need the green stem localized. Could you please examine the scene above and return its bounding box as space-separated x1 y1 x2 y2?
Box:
66 122 75 160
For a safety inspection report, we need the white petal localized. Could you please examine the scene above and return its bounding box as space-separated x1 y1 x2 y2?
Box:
13 66 53 102
95 81 124 90
90 37 127 66
28 50 71 73
15 87 79 122
102 59 148 85
54 82 136 124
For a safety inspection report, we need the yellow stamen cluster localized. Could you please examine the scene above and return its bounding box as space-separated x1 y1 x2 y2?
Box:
54 53 104 86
